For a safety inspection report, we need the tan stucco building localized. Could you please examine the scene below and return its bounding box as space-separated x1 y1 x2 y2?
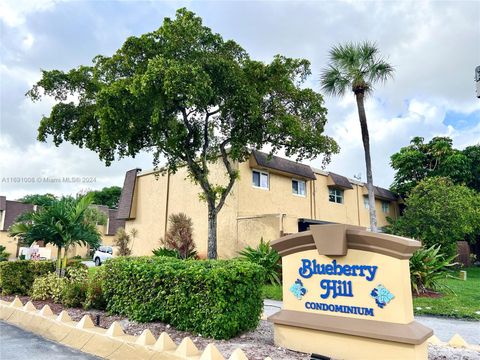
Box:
117 151 399 259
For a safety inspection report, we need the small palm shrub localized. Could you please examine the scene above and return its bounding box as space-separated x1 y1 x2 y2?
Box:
239 238 281 285
410 245 457 295
113 228 132 256
152 247 181 258
160 213 197 259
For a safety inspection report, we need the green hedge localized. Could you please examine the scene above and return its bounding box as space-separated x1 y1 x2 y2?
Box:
0 260 55 295
102 257 265 339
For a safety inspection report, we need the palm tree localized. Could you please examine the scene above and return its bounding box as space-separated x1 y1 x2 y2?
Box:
9 193 101 275
320 41 394 232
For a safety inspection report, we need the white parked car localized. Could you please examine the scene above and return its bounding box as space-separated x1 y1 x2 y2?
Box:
93 246 113 266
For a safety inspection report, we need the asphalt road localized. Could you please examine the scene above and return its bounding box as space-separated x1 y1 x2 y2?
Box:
0 321 100 360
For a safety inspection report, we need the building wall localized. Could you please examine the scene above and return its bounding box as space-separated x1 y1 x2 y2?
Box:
125 160 240 259
124 157 400 259
0 232 18 259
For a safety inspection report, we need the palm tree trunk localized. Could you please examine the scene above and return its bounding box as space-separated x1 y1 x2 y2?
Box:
355 92 378 232
56 246 62 275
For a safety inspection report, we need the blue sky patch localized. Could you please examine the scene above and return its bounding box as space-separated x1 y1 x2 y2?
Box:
443 110 480 130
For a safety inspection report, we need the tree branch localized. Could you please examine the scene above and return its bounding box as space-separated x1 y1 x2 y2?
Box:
215 140 236 214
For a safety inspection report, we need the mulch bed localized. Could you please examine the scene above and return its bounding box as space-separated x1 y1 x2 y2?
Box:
0 295 308 360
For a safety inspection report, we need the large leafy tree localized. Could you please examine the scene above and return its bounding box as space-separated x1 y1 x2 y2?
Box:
390 136 478 197
27 8 339 258
9 194 101 274
88 186 122 208
20 193 57 207
386 177 480 257
320 42 394 232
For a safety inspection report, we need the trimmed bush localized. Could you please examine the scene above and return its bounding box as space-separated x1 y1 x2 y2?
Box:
102 257 264 339
0 260 55 295
84 266 107 310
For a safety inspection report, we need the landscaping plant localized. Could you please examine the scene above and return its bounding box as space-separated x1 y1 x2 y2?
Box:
409 245 457 295
0 260 55 295
387 177 480 257
161 213 197 259
101 256 264 339
152 247 181 258
0 245 10 262
84 266 107 310
9 194 101 275
239 238 281 285
31 266 88 304
113 228 132 256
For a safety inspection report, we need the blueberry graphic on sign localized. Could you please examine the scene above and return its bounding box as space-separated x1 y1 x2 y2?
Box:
290 279 307 300
371 284 394 308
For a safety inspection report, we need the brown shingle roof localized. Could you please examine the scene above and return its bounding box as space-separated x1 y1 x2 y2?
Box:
117 168 141 220
251 150 316 180
2 201 34 231
0 196 6 211
327 172 353 190
107 209 125 236
363 185 397 201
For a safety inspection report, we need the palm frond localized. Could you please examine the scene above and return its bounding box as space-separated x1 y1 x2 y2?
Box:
321 41 394 97
320 65 350 96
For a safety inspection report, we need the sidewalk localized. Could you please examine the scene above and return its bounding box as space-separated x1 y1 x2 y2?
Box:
263 299 480 345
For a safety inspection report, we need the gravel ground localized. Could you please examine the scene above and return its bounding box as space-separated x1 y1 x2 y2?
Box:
2 295 479 360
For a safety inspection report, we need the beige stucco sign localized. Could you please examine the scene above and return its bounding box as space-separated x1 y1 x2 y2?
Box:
268 224 433 360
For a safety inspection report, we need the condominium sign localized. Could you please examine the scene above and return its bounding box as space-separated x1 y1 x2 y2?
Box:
268 224 433 360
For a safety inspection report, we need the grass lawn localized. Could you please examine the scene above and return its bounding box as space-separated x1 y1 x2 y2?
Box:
262 267 480 320
262 284 282 301
413 267 480 320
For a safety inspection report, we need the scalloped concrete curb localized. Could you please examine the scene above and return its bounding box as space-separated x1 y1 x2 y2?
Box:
0 298 273 360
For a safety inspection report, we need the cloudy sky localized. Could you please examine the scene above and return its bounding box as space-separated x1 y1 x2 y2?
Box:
1 0 479 200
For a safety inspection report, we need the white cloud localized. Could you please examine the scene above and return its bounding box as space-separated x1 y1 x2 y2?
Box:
0 0 60 27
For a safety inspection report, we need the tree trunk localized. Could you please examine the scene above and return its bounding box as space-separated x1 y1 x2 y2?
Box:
207 205 218 259
56 246 62 276
355 92 378 232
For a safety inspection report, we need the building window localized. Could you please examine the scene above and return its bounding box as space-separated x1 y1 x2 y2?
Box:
329 188 343 204
252 170 269 189
364 197 369 209
292 179 306 196
382 201 390 214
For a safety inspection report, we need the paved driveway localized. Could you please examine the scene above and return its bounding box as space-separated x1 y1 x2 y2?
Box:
0 321 100 359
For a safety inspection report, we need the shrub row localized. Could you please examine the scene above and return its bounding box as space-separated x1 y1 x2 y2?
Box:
0 260 55 295
102 257 265 339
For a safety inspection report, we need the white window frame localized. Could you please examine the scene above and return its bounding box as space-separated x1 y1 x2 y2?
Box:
292 178 306 197
252 169 269 190
382 201 390 214
328 188 344 204
364 197 370 209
